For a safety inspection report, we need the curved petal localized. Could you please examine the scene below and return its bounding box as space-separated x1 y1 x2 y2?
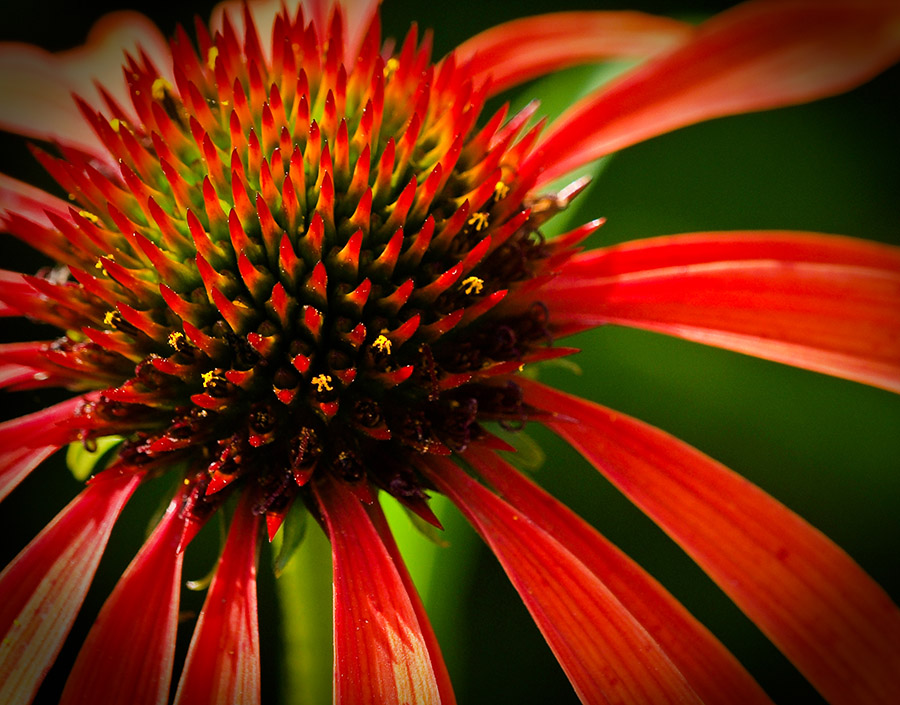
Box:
173 495 261 705
314 478 443 705
462 444 773 705
455 11 693 96
543 232 900 393
60 491 191 705
0 468 142 705
528 0 900 187
0 11 170 157
368 501 457 705
521 379 900 705
0 395 85 502
422 455 701 705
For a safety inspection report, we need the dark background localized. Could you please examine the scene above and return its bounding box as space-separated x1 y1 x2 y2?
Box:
2 1 899 703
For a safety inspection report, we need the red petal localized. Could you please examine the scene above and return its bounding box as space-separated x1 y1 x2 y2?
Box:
544 232 900 393
314 478 443 705
0 396 85 502
462 444 772 705
173 496 261 705
60 492 190 705
522 379 900 705
422 456 701 705
456 11 692 96
0 469 141 705
368 501 457 705
530 0 900 186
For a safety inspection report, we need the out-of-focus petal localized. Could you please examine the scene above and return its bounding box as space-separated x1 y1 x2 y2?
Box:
368 501 457 705
0 396 85 502
456 12 693 96
0 468 142 705
314 477 443 705
529 0 900 187
521 379 900 705
543 231 900 393
173 495 261 705
0 174 71 227
423 455 701 705
0 12 171 158
60 491 191 705
462 444 773 705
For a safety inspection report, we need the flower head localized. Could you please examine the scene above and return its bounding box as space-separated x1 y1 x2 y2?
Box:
1 1 899 704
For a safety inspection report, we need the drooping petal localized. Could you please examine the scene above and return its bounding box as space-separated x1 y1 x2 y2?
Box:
0 468 142 705
543 232 900 393
173 494 261 705
462 444 773 705
367 500 457 705
529 0 900 187
314 477 443 705
0 11 171 158
0 395 85 502
60 491 192 705
521 379 900 705
455 11 693 96
422 455 701 705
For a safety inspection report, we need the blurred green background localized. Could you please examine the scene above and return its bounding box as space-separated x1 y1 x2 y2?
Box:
1 1 898 703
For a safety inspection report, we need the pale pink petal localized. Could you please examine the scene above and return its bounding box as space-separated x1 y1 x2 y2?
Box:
60 491 191 705
0 396 85 502
314 477 443 705
463 444 773 705
542 232 900 392
456 11 693 96
0 173 71 227
0 468 142 705
173 495 261 705
521 379 900 705
423 455 701 705
0 11 171 157
529 0 900 187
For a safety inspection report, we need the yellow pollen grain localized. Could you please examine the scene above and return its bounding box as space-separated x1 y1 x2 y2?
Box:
109 118 121 132
494 180 510 200
312 374 334 393
151 77 173 101
202 369 225 387
461 276 484 295
207 46 219 71
372 334 392 354
168 331 187 349
78 210 99 224
468 212 490 231
103 310 119 327
383 57 400 78
95 259 106 273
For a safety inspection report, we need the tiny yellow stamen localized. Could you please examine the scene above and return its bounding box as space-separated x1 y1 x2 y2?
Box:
461 276 484 295
78 210 99 224
494 180 510 200
468 212 490 231
95 259 106 272
168 331 190 351
202 369 226 388
151 77 173 102
372 335 392 355
312 374 334 393
207 46 219 71
109 118 121 132
383 57 400 78
103 310 120 328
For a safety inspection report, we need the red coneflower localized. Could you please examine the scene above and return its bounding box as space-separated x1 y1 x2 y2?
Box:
1 1 898 703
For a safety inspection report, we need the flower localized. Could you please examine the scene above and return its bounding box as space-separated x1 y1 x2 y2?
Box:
1 0 899 703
